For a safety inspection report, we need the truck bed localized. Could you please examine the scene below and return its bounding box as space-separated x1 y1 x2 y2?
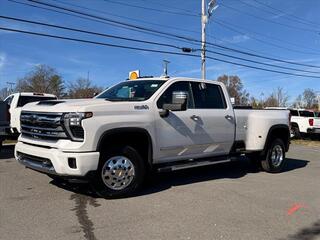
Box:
234 109 289 151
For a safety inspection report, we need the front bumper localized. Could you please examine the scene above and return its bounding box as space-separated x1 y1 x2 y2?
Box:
15 141 100 176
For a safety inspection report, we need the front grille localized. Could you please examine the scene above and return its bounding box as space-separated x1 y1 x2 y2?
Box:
21 111 68 140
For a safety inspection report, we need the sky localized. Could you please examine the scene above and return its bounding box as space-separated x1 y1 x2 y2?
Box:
0 0 320 103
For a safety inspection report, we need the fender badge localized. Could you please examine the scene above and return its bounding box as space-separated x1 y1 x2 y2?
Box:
134 105 149 110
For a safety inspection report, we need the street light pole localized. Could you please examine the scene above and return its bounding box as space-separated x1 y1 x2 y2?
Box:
201 0 218 80
201 0 206 80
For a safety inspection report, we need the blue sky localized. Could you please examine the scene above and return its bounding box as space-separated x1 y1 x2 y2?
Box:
1 0 320 103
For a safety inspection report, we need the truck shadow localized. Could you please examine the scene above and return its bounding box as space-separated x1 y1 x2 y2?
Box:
137 158 309 197
280 219 320 240
0 145 15 160
49 158 308 198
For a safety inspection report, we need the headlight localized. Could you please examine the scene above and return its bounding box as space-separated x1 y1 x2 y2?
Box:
63 112 93 141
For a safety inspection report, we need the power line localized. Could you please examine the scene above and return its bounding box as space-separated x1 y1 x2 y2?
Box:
101 0 199 17
252 0 320 28
25 0 320 69
204 48 320 74
220 2 319 34
237 0 319 29
214 19 318 55
9 0 277 60
55 0 311 61
2 26 320 79
4 15 319 74
0 15 184 50
8 0 198 46
0 26 197 56
54 0 201 36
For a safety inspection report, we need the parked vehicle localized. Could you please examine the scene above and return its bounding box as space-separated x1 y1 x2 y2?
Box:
0 100 11 149
0 92 57 150
4 92 57 133
289 109 320 138
15 77 290 198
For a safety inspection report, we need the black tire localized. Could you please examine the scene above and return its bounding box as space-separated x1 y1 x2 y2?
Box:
261 138 286 173
92 146 146 199
291 126 301 139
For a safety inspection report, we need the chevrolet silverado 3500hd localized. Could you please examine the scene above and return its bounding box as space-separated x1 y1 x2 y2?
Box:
15 78 290 198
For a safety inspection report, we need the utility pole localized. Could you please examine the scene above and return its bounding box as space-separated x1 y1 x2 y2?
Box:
201 0 218 80
201 0 206 80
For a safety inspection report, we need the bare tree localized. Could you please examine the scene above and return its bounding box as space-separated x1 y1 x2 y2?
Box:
262 87 289 107
275 87 289 107
217 75 249 105
302 88 316 108
16 65 65 97
67 78 103 99
292 94 303 108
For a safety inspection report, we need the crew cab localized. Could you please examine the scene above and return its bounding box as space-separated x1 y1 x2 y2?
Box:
15 78 290 198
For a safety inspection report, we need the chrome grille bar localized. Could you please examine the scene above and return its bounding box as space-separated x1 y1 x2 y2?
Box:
20 111 69 140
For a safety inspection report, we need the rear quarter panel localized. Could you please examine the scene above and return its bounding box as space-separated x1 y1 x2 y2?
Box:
235 109 289 151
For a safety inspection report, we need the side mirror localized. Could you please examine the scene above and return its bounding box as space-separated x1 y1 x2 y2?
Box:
160 91 188 117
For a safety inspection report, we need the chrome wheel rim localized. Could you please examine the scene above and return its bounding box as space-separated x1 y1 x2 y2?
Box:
101 156 135 190
270 145 283 167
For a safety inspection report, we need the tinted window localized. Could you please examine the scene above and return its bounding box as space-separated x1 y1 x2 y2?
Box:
290 110 299 116
299 111 314 117
17 96 57 107
191 82 226 109
157 81 193 109
97 80 165 101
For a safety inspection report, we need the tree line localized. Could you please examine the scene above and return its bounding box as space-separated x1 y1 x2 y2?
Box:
217 74 318 109
3 64 319 109
14 64 102 99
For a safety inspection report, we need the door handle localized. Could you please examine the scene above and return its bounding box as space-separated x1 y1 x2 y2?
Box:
190 115 200 121
225 115 233 120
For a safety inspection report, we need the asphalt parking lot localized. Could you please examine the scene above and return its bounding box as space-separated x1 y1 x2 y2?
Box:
1 143 319 240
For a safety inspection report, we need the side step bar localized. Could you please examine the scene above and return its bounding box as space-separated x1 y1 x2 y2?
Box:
157 158 232 172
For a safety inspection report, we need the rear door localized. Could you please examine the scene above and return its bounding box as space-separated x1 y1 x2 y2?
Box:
189 81 235 156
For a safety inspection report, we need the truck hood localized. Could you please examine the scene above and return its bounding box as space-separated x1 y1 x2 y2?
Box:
22 99 115 113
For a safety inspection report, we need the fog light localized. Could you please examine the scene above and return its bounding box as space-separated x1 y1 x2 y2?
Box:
68 157 77 169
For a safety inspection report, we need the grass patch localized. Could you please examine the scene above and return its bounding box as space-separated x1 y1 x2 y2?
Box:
3 140 17 145
291 139 320 148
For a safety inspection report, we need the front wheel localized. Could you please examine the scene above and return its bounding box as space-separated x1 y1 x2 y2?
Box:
92 146 146 199
261 138 286 173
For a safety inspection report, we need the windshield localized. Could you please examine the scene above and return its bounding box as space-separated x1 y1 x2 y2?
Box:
97 80 165 101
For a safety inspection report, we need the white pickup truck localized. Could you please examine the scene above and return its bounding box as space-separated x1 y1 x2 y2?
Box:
289 109 320 138
15 78 290 198
0 92 57 149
